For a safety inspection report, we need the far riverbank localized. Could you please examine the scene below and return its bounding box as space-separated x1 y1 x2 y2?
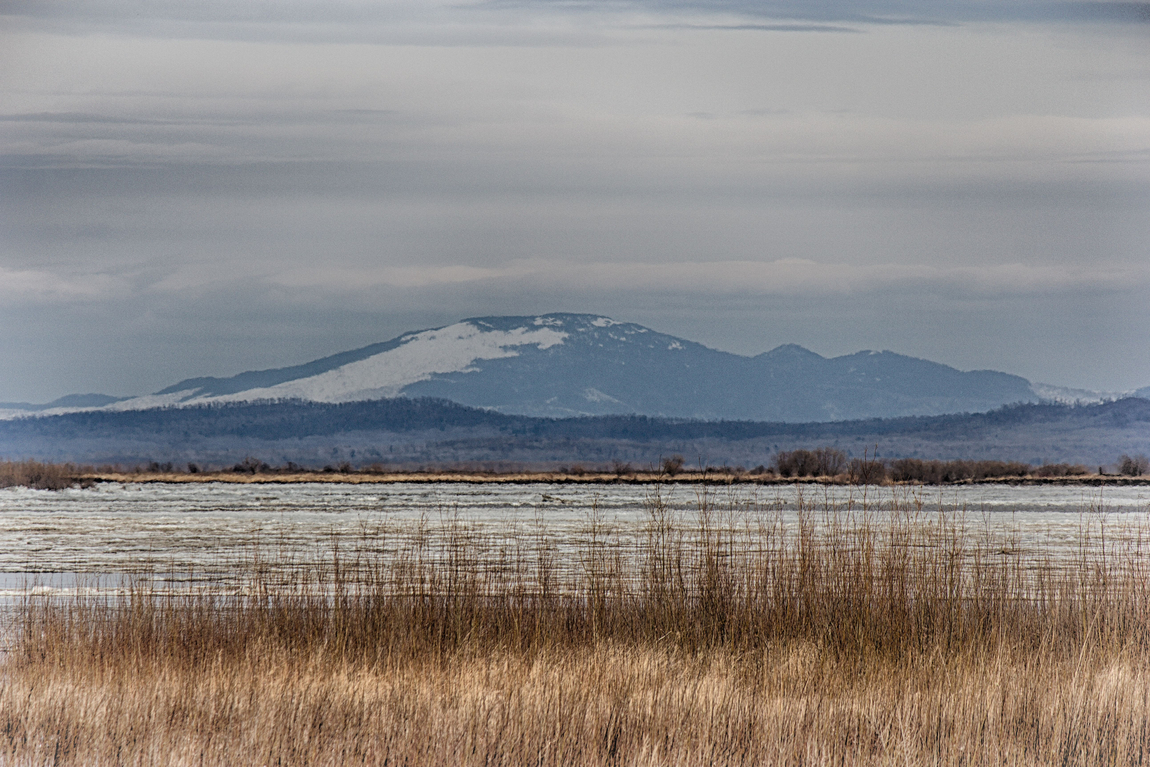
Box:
80 470 1150 487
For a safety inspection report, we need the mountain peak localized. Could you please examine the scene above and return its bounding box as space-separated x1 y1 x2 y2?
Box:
758 343 824 361
464 313 617 331
8 313 1047 423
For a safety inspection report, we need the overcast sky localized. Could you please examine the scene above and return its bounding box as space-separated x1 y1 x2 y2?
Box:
1 0 1148 402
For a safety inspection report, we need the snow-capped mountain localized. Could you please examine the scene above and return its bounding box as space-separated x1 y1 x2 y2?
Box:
115 318 571 411
8 313 1077 423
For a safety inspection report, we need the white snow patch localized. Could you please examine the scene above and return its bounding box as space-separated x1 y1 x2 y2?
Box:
668 341 683 350
104 390 203 411
590 317 618 327
534 316 563 327
1029 383 1122 405
0 390 203 419
582 387 624 404
198 322 568 405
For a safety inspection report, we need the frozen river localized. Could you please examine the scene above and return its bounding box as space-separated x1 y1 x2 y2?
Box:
1 481 1148 596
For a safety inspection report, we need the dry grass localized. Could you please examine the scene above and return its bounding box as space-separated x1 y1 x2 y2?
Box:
0 460 87 490
3 490 1149 765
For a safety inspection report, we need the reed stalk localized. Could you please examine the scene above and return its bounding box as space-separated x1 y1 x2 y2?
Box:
2 489 1148 764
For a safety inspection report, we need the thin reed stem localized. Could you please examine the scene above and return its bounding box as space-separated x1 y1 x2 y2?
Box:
3 491 1149 765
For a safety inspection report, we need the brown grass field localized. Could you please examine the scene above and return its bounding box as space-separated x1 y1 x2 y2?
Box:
2 489 1149 765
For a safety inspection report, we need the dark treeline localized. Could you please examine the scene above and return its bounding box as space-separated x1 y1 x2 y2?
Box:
4 396 1150 443
769 449 1098 483
211 452 1129 481
3 397 1150 471
1 450 1145 489
888 458 1088 483
0 398 512 440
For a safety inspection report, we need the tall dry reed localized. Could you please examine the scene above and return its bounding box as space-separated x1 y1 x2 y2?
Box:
3 488 1149 764
0 460 84 490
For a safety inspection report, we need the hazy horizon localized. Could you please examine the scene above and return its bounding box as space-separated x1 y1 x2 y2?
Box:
2 1 1148 402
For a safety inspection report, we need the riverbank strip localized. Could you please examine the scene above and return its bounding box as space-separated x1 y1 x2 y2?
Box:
80 470 1150 486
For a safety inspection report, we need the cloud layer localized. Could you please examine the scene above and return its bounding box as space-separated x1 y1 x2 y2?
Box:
1 0 1148 400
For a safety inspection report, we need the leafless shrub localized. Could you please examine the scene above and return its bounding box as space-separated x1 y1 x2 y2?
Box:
888 458 1032 483
773 449 815 477
773 447 847 478
231 456 270 474
0 460 83 490
1034 463 1089 477
611 460 633 477
1119 454 1150 477
848 455 887 484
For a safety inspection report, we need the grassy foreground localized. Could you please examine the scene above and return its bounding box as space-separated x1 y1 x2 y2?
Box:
3 491 1149 765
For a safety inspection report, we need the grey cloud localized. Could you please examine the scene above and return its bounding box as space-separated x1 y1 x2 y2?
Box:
1 4 1147 402
0 1 598 45
0 0 415 26
636 22 863 32
0 112 185 125
487 0 1150 25
259 259 1150 303
2 0 1148 43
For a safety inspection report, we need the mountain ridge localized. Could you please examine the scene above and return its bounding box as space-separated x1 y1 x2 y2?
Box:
3 313 1139 423
2 396 1148 468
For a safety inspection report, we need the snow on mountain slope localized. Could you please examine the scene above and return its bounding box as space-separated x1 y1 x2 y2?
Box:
1028 382 1125 405
214 322 566 404
110 320 569 409
5 313 1094 423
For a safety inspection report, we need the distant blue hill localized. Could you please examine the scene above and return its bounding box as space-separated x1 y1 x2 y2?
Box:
2 397 1149 467
0 393 128 412
102 313 1044 422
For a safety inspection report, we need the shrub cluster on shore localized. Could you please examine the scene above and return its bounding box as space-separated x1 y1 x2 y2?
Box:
1120 453 1150 477
1 449 1147 490
769 448 1104 482
3 491 1148 764
0 460 90 490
